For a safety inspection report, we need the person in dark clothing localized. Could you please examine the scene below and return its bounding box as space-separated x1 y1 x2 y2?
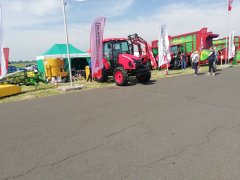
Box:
87 60 92 82
207 46 216 76
213 46 218 70
180 52 187 70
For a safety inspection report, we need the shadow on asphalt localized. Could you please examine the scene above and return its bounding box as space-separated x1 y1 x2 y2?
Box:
196 73 205 76
169 71 183 75
127 79 157 86
199 72 221 76
140 80 157 85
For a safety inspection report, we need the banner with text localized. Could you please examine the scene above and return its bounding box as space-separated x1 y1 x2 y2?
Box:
90 16 106 77
228 30 235 59
158 24 171 67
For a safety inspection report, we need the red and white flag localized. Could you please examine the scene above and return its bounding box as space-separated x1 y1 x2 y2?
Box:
228 31 235 59
158 24 171 67
90 16 106 78
228 0 233 11
0 6 7 79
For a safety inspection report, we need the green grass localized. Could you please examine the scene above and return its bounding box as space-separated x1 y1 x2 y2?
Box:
0 64 237 104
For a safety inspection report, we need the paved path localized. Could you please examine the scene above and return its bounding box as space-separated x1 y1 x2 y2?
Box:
1 66 240 180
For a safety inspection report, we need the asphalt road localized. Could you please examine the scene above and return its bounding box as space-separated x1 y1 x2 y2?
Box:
1 66 240 180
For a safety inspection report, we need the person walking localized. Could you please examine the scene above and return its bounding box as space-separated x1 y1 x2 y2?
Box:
191 51 200 76
207 46 216 76
180 52 187 70
213 46 218 71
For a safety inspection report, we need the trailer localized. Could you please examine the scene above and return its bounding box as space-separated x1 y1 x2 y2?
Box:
152 28 219 68
213 36 240 64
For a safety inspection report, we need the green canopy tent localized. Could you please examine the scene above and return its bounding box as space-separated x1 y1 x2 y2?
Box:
36 44 90 75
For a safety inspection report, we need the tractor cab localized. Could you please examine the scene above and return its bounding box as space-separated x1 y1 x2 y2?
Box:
169 44 185 69
103 38 131 68
170 44 184 56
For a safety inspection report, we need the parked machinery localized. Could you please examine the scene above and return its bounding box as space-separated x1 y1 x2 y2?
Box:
152 27 219 69
213 36 240 64
44 58 69 82
1 70 48 86
128 33 157 69
94 38 151 86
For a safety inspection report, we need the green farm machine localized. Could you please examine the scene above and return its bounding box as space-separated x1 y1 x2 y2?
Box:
213 36 240 64
152 28 219 69
0 70 48 86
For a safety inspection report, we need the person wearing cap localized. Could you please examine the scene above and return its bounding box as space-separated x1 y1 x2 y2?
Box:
191 50 200 76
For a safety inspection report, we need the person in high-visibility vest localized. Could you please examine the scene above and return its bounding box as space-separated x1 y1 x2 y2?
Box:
87 60 92 82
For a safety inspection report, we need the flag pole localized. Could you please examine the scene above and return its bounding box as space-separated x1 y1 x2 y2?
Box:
165 64 169 75
225 10 229 66
62 0 73 87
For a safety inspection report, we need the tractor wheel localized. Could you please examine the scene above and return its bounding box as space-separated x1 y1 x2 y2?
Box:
173 59 180 70
113 67 128 86
136 71 151 83
146 60 152 70
95 69 108 82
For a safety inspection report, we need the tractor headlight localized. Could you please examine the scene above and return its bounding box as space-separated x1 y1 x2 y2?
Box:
133 59 142 68
128 61 134 67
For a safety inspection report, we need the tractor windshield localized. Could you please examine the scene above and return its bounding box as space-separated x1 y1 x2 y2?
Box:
170 45 178 55
103 40 130 67
113 41 129 54
103 40 130 60
170 45 184 55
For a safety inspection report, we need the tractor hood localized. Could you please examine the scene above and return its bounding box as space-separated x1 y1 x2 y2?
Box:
118 54 142 70
119 53 141 61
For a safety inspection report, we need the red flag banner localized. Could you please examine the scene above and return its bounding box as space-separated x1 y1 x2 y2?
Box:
228 0 233 11
90 16 106 78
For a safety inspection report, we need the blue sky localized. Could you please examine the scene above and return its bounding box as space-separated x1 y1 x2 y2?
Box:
0 0 239 61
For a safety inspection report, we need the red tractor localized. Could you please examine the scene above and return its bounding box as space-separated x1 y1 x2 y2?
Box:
95 38 151 86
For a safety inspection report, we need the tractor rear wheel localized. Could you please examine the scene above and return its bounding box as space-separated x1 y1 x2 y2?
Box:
113 67 128 86
95 69 108 82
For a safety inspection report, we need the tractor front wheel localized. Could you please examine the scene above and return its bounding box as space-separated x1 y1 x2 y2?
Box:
113 67 128 86
146 60 152 70
136 71 151 83
173 59 180 70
